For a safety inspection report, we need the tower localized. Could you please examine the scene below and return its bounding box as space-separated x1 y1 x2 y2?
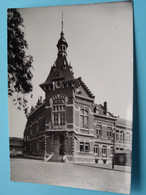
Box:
40 14 75 93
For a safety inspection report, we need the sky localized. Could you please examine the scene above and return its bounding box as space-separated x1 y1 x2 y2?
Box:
9 2 133 138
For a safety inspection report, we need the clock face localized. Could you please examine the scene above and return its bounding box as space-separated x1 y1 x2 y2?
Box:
56 81 62 88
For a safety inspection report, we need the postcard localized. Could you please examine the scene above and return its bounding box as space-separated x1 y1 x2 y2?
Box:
8 2 133 194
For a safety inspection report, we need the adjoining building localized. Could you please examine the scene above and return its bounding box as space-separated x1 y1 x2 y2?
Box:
23 24 132 165
9 137 24 157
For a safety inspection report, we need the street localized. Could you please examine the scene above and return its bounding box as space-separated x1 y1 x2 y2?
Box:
10 158 131 194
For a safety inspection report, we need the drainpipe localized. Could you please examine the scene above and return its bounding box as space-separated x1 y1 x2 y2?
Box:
112 122 116 169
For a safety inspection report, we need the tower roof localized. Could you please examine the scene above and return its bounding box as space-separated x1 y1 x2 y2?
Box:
40 55 74 88
57 31 68 48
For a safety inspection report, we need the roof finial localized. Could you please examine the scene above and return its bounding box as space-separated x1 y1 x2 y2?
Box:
61 12 64 35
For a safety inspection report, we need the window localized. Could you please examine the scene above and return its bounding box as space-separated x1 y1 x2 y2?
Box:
36 124 39 133
120 131 124 141
115 131 120 141
36 118 39 133
85 142 90 152
54 113 59 125
80 109 89 129
59 45 66 51
107 127 112 138
26 135 29 141
60 112 65 125
36 142 39 150
53 99 65 125
80 142 90 152
96 125 102 137
125 132 130 143
30 129 32 136
102 146 107 156
80 142 84 152
94 144 99 155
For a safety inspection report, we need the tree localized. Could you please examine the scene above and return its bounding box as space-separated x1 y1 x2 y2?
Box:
8 9 33 114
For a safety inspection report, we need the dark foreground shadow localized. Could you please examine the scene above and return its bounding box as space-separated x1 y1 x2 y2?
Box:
131 12 141 191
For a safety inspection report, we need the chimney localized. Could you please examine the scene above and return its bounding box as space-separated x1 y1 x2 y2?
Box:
104 101 107 115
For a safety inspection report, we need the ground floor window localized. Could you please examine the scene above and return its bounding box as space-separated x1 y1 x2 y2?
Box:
102 146 107 157
80 142 90 152
94 144 99 155
36 142 39 150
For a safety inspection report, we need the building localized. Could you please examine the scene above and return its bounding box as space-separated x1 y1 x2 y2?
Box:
9 137 24 157
23 23 132 165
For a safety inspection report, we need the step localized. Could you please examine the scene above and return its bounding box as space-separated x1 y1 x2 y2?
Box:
49 155 63 162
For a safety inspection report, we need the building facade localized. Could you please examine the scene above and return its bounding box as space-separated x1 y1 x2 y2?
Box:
23 27 132 165
10 137 24 157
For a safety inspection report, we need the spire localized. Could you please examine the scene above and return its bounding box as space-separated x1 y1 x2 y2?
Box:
61 12 64 33
57 13 68 57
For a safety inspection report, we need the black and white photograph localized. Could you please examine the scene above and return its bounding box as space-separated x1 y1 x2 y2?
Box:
8 2 133 194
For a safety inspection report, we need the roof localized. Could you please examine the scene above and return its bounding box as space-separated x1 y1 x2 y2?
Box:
40 55 74 88
57 31 68 48
94 103 115 117
9 137 24 147
116 118 132 128
78 77 95 99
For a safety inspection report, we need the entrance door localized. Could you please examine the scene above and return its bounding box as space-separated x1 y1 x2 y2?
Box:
54 135 60 155
59 135 64 155
53 134 64 155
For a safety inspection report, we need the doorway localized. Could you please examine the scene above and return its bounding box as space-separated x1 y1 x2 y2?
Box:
59 134 64 155
53 134 64 155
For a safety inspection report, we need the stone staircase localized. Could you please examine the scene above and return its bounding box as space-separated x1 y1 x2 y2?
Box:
49 155 63 162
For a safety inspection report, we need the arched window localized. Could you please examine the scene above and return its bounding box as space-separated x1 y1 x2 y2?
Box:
120 131 124 141
115 130 120 141
53 99 65 125
80 109 89 129
125 132 130 143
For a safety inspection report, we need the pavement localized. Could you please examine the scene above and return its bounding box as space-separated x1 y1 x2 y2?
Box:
10 158 131 194
75 163 131 173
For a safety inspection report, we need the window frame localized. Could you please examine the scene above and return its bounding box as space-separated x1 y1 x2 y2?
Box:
96 125 102 137
125 132 130 143
53 99 66 126
94 144 99 155
80 141 90 153
80 108 89 129
102 146 107 157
